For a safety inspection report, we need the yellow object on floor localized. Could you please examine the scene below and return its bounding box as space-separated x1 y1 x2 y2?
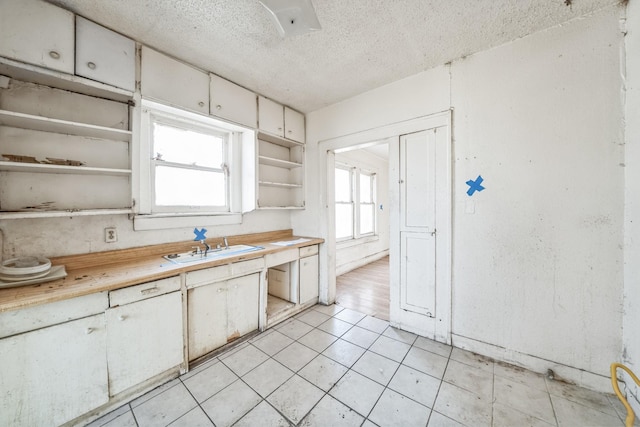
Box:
611 362 640 427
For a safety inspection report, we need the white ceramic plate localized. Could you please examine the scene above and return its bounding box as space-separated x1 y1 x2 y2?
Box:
0 266 67 289
0 257 51 276
0 269 51 282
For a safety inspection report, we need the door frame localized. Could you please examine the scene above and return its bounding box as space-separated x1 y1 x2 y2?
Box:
317 110 452 342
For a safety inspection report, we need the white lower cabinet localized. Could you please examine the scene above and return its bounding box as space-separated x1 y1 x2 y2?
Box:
188 273 259 361
0 314 108 426
299 253 319 304
106 290 183 396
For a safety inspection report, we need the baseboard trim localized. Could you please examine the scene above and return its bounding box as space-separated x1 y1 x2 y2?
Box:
452 333 613 393
336 250 389 276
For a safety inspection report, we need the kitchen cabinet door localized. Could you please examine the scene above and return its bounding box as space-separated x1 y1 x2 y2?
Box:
227 273 260 341
0 0 74 74
76 17 136 91
187 273 259 361
299 254 319 304
258 96 285 138
188 281 228 360
284 106 305 143
0 314 108 426
210 74 257 127
141 47 209 114
106 291 184 396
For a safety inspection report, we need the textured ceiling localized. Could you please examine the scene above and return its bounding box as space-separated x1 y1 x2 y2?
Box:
47 0 618 113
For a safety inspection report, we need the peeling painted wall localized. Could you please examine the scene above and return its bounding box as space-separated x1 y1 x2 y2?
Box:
451 5 624 380
299 5 626 390
0 210 290 258
623 0 640 414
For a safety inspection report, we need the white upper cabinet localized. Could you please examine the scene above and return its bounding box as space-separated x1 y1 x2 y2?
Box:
0 0 74 74
258 96 285 138
210 74 257 128
284 106 305 143
141 47 209 114
75 17 135 91
258 96 305 143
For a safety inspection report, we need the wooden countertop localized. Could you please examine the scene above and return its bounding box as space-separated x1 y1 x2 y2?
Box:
0 230 323 313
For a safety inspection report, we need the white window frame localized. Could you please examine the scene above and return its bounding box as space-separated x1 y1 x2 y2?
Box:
133 99 256 230
335 162 377 242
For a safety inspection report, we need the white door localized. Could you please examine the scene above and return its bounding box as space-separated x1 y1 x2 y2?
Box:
390 117 451 343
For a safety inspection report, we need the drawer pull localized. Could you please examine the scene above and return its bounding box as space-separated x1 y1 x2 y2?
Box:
217 288 224 293
85 327 93 335
140 286 159 295
118 315 126 321
87 61 96 70
49 50 60 59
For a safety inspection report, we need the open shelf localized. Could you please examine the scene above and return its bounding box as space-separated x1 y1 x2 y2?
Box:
0 110 132 142
258 181 303 188
0 161 131 176
0 56 133 103
257 131 304 148
0 208 133 220
258 156 302 169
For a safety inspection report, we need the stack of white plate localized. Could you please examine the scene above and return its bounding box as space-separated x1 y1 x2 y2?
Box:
0 257 52 282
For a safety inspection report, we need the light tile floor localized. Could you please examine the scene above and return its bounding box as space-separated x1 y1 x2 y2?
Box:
87 304 630 427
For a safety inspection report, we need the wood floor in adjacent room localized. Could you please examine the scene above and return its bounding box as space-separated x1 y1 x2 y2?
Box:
335 256 390 320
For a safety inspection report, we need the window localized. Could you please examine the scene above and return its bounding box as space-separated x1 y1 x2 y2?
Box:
151 119 229 212
335 164 377 241
135 100 256 230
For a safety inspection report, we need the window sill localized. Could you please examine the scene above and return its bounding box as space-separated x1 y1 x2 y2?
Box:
133 212 242 231
337 235 379 249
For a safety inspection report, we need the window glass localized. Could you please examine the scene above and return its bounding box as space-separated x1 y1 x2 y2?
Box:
359 204 374 235
335 168 352 202
155 166 226 206
336 204 353 239
360 173 372 203
151 118 229 212
153 123 224 168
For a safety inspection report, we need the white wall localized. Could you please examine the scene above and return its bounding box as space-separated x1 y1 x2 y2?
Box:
297 5 627 392
334 148 389 275
451 6 624 386
623 0 640 413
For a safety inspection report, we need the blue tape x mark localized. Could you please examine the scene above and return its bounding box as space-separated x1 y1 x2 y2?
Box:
466 175 485 196
193 227 207 241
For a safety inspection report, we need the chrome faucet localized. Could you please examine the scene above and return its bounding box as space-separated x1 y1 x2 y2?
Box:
223 237 229 250
200 240 211 256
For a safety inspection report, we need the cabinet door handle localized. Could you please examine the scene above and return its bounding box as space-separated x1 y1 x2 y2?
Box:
217 288 224 293
198 101 205 107
216 104 222 110
277 127 283 131
118 315 126 321
85 327 94 334
140 286 159 295
87 61 96 70
49 50 60 60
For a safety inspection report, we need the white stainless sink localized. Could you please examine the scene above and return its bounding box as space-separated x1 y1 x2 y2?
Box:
163 244 263 264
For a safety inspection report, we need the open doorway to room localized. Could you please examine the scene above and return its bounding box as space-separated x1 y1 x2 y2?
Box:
333 143 390 320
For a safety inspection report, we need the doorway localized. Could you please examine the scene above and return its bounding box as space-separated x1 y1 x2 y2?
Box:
318 111 452 343
333 142 390 320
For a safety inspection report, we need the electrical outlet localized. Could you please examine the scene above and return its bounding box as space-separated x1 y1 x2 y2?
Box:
105 227 118 243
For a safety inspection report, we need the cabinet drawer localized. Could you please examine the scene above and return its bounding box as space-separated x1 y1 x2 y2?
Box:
109 276 180 307
299 245 318 258
186 258 264 288
0 292 108 339
265 248 298 267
